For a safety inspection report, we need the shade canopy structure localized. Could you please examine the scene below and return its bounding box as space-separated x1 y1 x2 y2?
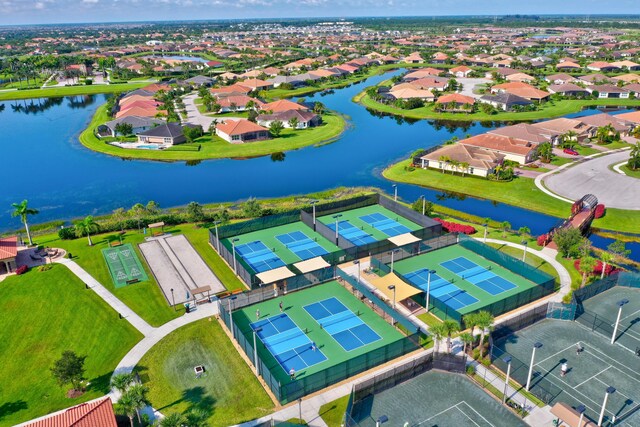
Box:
550 403 596 427
388 233 421 247
368 272 422 302
148 222 165 229
256 266 296 285
192 285 212 295
293 256 331 274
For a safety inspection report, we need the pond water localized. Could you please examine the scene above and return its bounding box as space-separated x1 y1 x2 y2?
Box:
151 55 209 63
0 72 637 261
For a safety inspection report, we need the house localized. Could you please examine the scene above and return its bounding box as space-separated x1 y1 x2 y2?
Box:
450 65 473 78
410 77 449 91
257 110 321 129
403 52 423 63
490 82 550 102
586 84 630 99
215 95 264 112
616 110 640 125
115 105 161 119
211 83 252 96
216 119 270 143
418 144 505 177
505 72 535 83
488 123 552 145
478 92 532 111
261 99 309 113
432 52 449 63
578 74 613 86
23 397 117 427
532 118 595 143
613 73 640 84
459 133 538 164
98 116 164 137
205 60 224 68
435 93 475 111
185 75 215 86
610 60 640 71
587 62 619 72
548 83 590 97
578 113 635 135
404 68 444 80
0 236 18 274
137 123 186 145
239 78 273 91
308 69 341 79
389 87 435 101
266 75 305 88
545 73 577 85
556 61 582 71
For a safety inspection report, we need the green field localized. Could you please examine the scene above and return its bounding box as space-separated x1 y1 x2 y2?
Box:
221 221 340 267
79 104 346 161
0 83 149 101
102 243 148 287
0 265 142 426
136 319 274 425
393 245 539 317
317 204 422 242
233 281 405 385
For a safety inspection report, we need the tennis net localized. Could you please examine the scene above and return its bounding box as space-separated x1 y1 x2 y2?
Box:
263 327 306 347
461 265 490 280
320 310 356 329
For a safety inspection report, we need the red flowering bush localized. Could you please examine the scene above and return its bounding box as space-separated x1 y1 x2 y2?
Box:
15 265 28 275
536 234 548 247
433 218 477 235
594 204 606 219
573 259 616 276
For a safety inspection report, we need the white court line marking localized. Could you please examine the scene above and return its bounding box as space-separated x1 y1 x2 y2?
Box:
415 401 491 427
581 343 640 381
459 401 495 427
574 323 638 355
593 376 631 399
415 402 463 426
534 342 580 366
453 405 482 427
574 366 611 388
620 307 640 322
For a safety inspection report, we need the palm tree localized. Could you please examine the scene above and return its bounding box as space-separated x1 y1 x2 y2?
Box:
112 208 128 232
110 372 134 393
128 383 150 425
438 155 451 173
579 256 597 288
448 159 460 175
185 409 209 427
628 142 640 170
459 332 474 356
501 221 511 238
475 311 495 359
430 323 448 353
537 142 553 163
443 319 460 353
518 226 531 239
156 412 185 427
600 251 614 280
11 200 39 246
75 216 99 246
463 312 478 337
459 161 470 177
116 392 137 427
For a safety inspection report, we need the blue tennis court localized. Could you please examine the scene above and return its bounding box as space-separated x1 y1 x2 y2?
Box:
251 313 327 374
441 256 517 296
236 240 286 273
327 220 377 246
403 268 478 310
359 212 412 237
304 297 381 351
276 231 328 260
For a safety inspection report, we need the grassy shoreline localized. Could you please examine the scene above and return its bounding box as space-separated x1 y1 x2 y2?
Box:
78 104 347 161
0 82 149 101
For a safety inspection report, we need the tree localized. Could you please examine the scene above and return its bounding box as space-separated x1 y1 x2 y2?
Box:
74 215 99 246
112 208 128 232
11 200 39 245
269 120 284 137
127 383 151 425
117 391 137 427
183 125 204 143
537 142 554 163
443 319 460 354
411 197 433 216
110 372 135 393
114 122 133 138
600 251 614 280
187 201 205 222
579 256 597 288
608 239 631 258
459 332 474 356
463 312 478 336
130 203 147 232
247 109 258 123
146 200 160 215
518 226 531 239
430 323 447 353
501 221 511 237
459 161 470 177
243 197 262 218
475 311 494 359
553 227 584 258
156 412 185 427
288 117 299 129
51 351 86 393
313 101 325 115
628 142 640 170
185 409 209 427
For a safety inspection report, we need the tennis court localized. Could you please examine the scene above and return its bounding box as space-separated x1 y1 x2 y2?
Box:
236 240 286 273
327 220 377 246
232 281 404 383
276 231 328 260
493 319 640 427
393 245 539 320
441 256 517 296
251 313 327 373
304 297 381 351
349 370 527 427
359 212 412 237
101 243 148 288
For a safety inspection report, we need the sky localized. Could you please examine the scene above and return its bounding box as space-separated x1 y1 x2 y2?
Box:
1 0 640 26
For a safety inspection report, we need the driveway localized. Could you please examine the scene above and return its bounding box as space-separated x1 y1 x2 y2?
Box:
183 93 243 128
457 77 492 99
544 150 639 210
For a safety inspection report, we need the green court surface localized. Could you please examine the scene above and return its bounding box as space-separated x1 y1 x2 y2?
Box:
222 221 340 268
350 370 527 427
493 319 640 427
393 245 537 316
101 243 148 288
318 205 422 242
580 286 640 353
232 281 404 385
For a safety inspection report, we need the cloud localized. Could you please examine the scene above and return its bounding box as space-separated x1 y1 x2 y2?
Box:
82 0 99 3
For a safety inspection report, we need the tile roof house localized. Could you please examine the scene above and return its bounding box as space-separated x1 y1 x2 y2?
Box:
587 61 619 72
389 87 435 101
479 92 533 111
0 236 18 273
578 113 635 134
532 118 595 142
23 397 117 427
210 83 252 96
490 82 550 101
404 68 445 80
257 110 321 129
505 72 535 83
450 65 473 78
436 93 476 110
488 123 552 145
239 78 273 91
610 60 640 71
578 73 613 85
137 123 186 145
459 133 538 164
216 119 270 143
419 144 505 177
403 52 424 63
545 73 577 85
612 73 640 84
547 83 590 97
586 84 630 99
616 110 640 124
261 99 309 113
215 95 264 112
98 116 164 137
555 61 582 70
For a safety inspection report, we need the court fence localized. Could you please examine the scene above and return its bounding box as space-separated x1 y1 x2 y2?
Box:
218 292 422 404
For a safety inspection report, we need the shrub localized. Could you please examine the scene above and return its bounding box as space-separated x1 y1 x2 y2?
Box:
433 217 476 235
16 265 28 275
38 264 53 272
58 226 77 240
594 204 606 219
404 166 416 172
471 348 480 360
466 365 475 375
573 259 616 276
536 234 548 247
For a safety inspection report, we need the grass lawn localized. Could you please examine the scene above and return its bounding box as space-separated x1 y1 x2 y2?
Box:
0 83 148 101
385 159 640 234
0 264 142 427
79 104 346 161
135 319 273 425
486 243 561 287
356 92 640 122
319 395 350 427
619 163 640 179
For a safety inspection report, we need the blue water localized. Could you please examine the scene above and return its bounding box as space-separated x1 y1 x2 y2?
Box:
153 55 208 63
0 74 637 261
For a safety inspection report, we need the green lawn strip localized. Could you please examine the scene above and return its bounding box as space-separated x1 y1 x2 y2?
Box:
486 243 561 287
416 311 444 328
0 264 142 427
477 366 546 408
36 231 183 327
319 395 350 427
79 104 346 161
356 92 640 122
135 319 273 425
618 164 640 179
0 83 148 101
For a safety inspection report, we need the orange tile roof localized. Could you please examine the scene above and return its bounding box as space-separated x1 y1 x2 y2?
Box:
436 93 475 105
0 236 18 260
460 133 534 156
24 397 117 427
217 119 269 136
261 99 308 113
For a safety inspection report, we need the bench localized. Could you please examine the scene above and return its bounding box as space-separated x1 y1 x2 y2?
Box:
126 279 140 285
110 241 122 247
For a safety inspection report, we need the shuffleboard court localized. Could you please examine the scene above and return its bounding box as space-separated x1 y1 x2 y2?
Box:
251 313 327 374
275 231 328 261
236 240 286 273
441 256 517 296
102 243 148 288
359 212 412 237
304 297 381 351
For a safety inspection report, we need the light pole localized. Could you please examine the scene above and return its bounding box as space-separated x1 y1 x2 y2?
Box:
611 299 629 344
426 269 436 313
231 238 240 275
390 248 400 272
376 415 388 427
353 260 361 284
298 398 303 422
213 220 221 252
598 386 616 426
392 185 398 202
483 223 488 243
170 288 176 311
228 295 237 339
311 200 318 231
421 195 427 216
333 214 343 245
253 327 263 375
576 404 586 427
502 355 512 404
526 342 542 391
522 240 528 262
388 285 396 309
